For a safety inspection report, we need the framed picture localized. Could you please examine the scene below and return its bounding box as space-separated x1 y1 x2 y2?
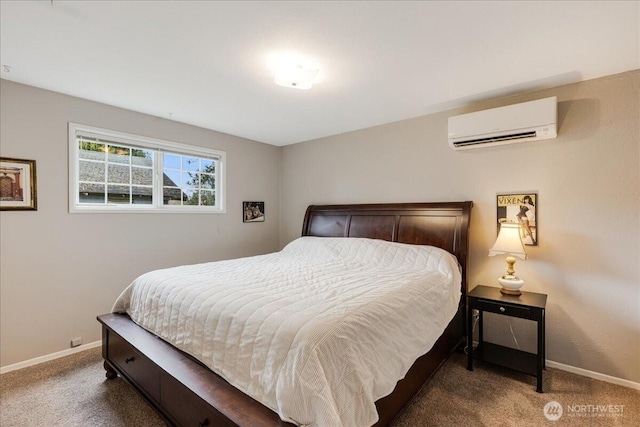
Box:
0 157 37 211
496 192 537 246
243 201 265 223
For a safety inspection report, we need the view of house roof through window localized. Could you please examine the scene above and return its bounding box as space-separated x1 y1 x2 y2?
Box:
69 123 226 213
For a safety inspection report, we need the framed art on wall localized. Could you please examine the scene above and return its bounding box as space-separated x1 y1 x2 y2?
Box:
243 201 265 222
0 157 37 211
496 192 537 246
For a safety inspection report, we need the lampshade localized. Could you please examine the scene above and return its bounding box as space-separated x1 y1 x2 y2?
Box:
489 222 527 260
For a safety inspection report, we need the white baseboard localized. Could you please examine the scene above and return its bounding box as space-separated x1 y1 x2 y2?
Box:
547 359 640 390
0 341 101 375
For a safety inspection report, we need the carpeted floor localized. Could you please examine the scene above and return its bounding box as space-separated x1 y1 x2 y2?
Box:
1 347 638 426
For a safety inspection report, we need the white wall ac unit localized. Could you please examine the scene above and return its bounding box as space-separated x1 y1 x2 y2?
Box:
448 96 557 150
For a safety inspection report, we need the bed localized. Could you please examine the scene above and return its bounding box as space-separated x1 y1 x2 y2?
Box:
98 201 472 427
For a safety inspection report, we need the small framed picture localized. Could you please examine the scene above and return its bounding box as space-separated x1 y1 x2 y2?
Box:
496 192 537 246
243 201 265 223
0 158 37 211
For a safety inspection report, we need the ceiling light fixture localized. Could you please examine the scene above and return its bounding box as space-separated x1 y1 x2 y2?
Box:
271 54 320 90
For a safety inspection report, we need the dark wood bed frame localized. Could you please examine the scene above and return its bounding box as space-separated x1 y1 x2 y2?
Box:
98 201 472 427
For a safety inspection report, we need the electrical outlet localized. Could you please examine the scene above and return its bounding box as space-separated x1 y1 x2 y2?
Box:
70 337 83 347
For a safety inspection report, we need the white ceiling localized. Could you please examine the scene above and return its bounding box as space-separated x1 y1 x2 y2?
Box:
1 1 638 146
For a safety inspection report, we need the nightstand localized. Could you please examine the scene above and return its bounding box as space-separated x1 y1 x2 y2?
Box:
466 285 547 392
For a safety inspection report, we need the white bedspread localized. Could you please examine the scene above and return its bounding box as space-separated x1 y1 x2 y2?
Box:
112 237 461 427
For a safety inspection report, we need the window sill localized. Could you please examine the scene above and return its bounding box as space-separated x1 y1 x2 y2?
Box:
69 206 227 214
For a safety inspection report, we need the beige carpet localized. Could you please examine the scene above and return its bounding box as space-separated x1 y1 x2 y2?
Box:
1 347 638 426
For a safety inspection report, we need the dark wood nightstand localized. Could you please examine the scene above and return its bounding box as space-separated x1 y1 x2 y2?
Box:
466 285 547 392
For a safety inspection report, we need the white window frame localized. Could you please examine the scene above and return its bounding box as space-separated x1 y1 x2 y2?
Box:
69 123 226 213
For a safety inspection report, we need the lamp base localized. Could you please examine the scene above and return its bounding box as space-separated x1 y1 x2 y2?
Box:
498 275 524 296
499 287 522 296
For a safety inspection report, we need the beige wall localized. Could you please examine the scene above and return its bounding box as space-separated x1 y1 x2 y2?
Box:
2 71 639 384
0 80 281 367
280 71 640 383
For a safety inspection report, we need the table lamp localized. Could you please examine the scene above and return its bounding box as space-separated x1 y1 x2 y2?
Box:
489 222 527 295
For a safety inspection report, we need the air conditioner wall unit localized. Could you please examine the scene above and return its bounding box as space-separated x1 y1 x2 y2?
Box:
448 96 557 150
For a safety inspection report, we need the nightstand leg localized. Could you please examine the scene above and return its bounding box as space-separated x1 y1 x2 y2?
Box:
537 315 544 393
542 311 546 369
478 310 483 354
467 304 473 371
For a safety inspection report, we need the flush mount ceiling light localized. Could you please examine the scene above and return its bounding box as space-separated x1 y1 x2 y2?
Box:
271 54 320 90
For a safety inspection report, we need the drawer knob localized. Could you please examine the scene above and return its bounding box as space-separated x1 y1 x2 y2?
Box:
198 419 210 427
499 307 506 313
125 357 135 364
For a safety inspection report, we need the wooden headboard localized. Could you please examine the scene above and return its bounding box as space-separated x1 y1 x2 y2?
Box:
302 201 473 296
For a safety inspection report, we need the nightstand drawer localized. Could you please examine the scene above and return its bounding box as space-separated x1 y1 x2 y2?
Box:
474 299 531 319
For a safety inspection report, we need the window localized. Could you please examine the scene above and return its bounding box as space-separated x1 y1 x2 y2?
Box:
69 123 226 213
